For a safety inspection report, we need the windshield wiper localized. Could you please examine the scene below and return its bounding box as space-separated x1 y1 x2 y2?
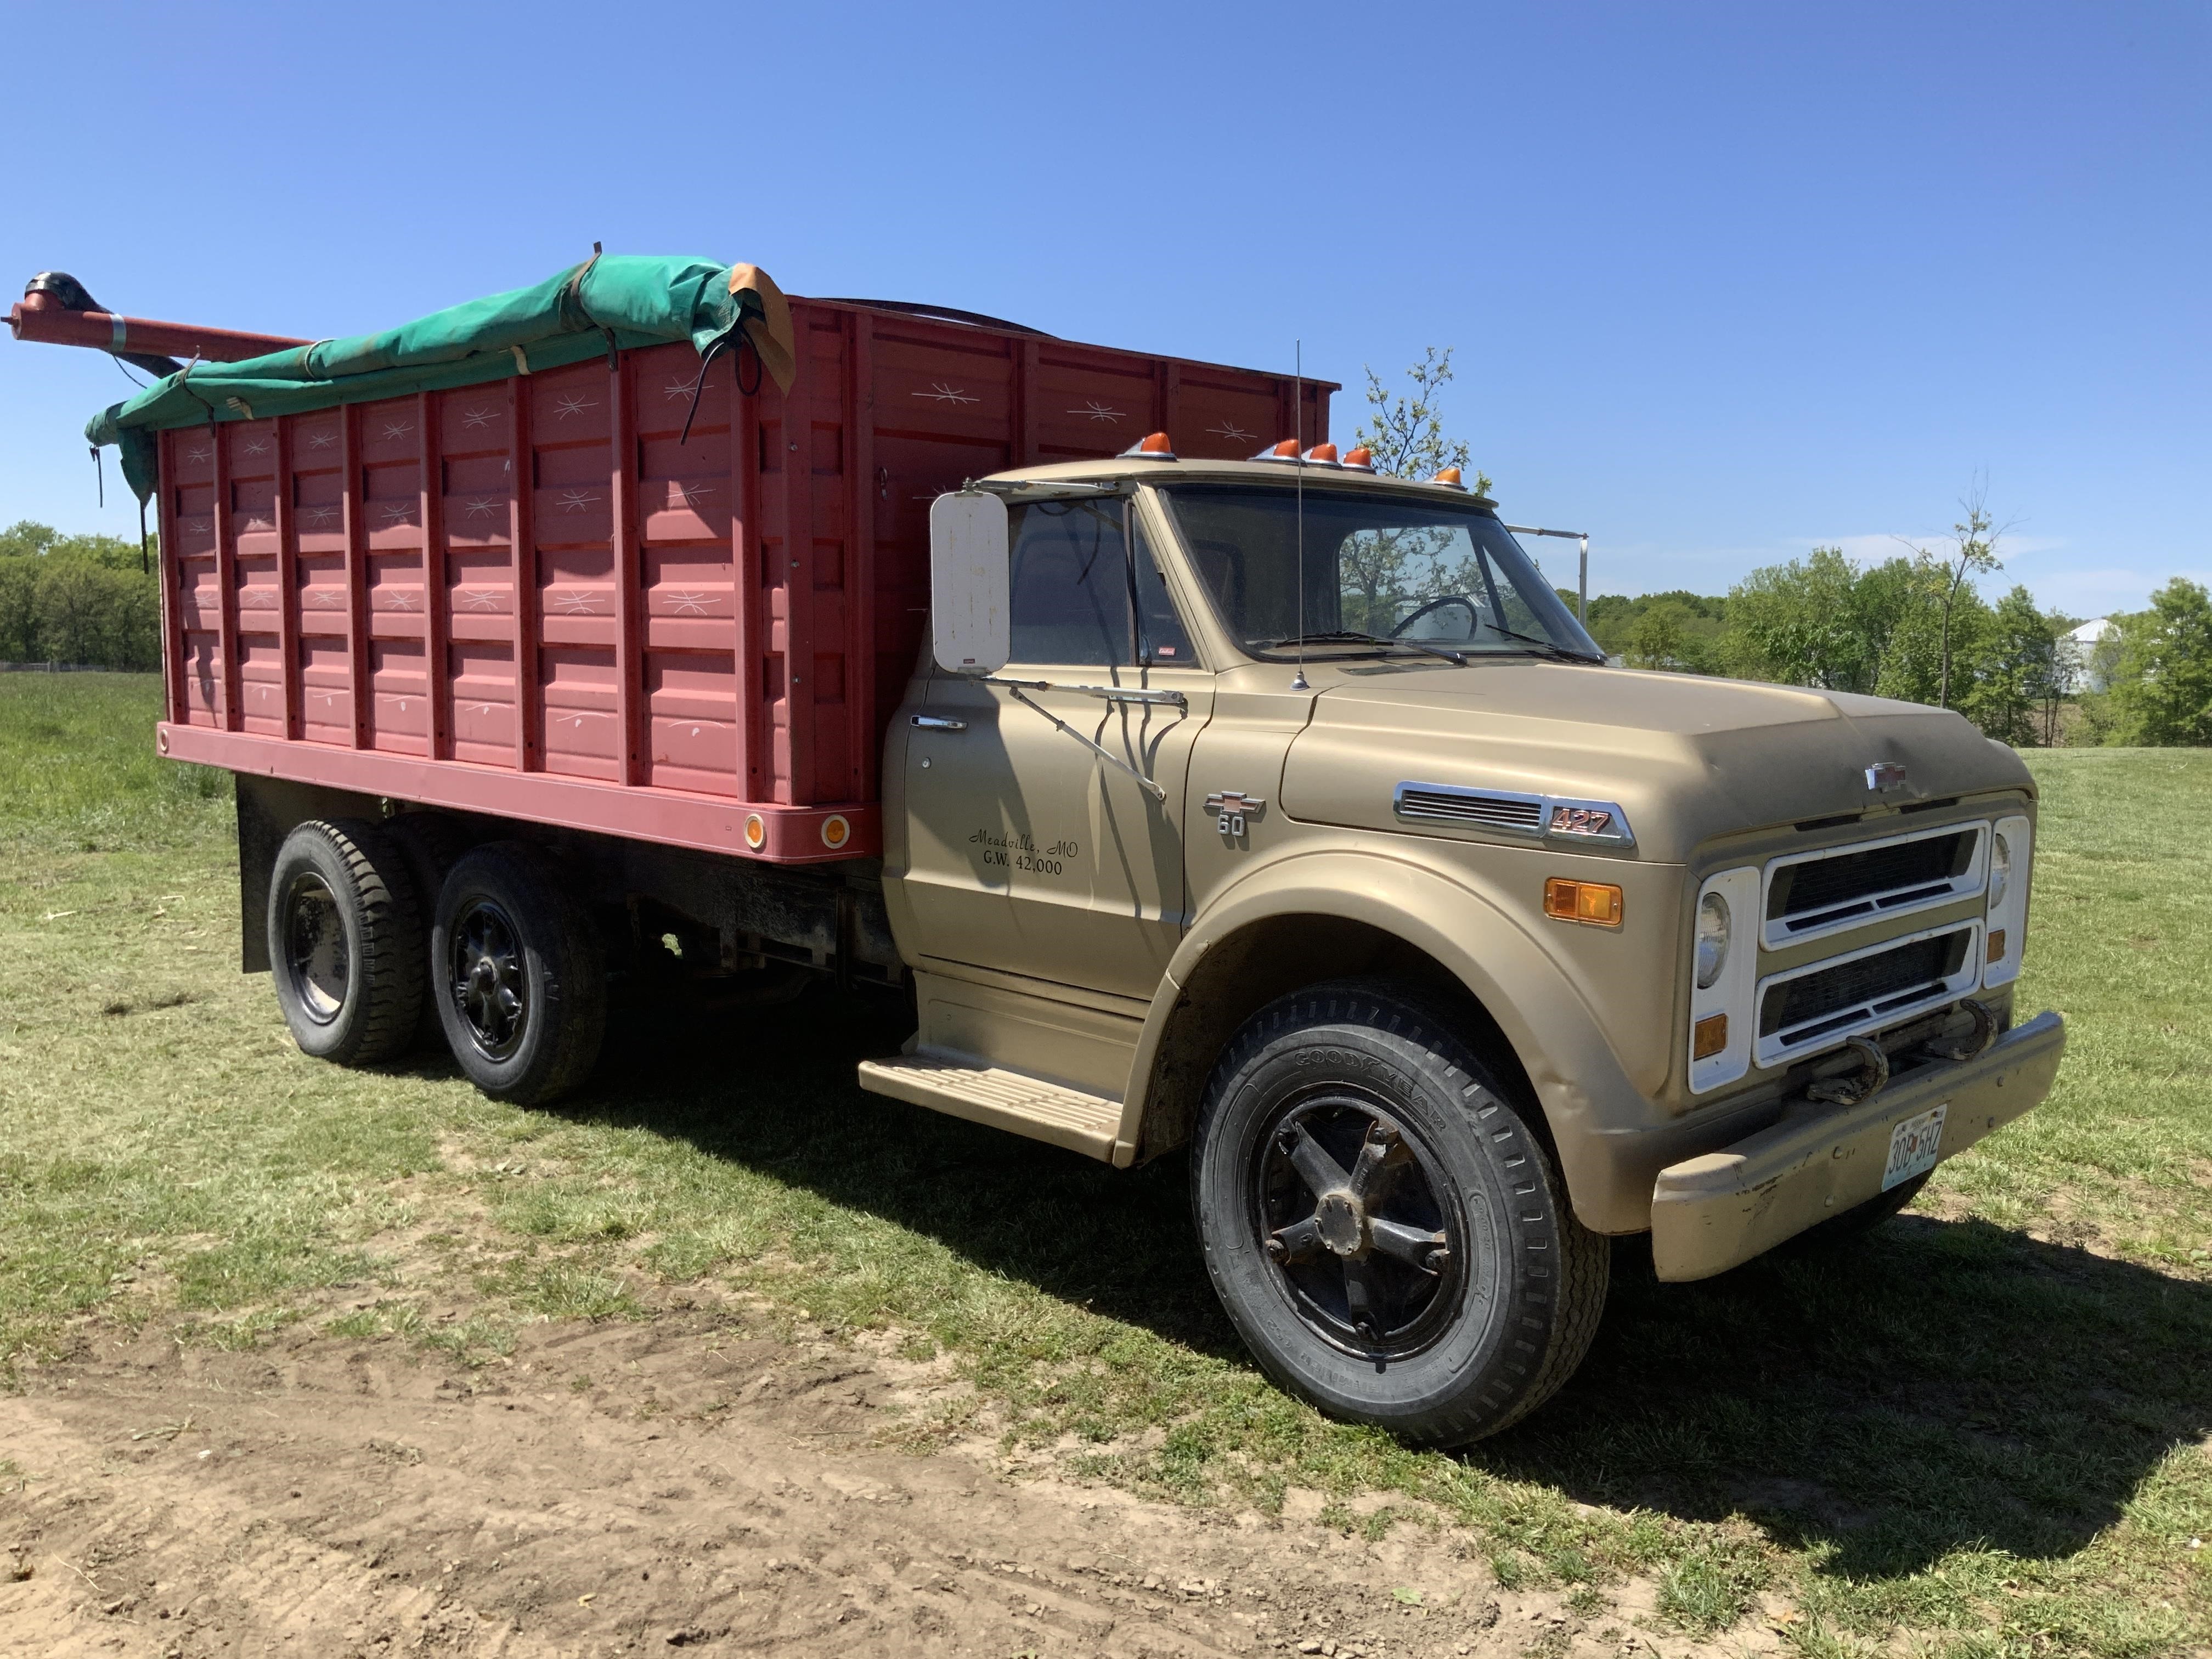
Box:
1483 623 1604 664
1258 630 1467 666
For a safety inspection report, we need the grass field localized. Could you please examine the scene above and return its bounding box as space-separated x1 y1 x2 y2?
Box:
3 673 2207 1657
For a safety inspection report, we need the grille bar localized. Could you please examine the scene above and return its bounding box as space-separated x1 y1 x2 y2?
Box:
1753 922 1980 1064
1762 822 1986 949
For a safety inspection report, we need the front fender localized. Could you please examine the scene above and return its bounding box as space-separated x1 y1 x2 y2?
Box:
1121 842 1738 1232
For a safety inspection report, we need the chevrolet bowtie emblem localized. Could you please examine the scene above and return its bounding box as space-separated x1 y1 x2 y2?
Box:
1204 791 1266 816
1865 761 1908 793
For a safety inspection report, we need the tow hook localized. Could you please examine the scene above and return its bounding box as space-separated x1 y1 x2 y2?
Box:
1806 1036 1891 1107
1924 997 1999 1063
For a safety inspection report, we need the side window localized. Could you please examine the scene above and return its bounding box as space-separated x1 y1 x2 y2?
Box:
1007 500 1130 666
1132 521 1197 665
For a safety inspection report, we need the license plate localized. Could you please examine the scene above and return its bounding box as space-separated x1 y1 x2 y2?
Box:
1882 1104 1948 1190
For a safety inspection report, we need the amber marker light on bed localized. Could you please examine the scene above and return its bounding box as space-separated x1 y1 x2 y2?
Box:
1692 1013 1729 1060
1544 878 1623 927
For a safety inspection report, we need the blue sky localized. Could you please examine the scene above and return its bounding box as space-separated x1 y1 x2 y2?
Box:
3 2 2203 618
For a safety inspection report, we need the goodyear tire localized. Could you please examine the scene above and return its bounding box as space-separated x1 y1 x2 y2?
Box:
432 842 606 1105
385 812 475 1052
267 817 425 1067
1191 981 1609 1446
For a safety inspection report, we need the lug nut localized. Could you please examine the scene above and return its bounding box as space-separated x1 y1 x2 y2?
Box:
1264 1236 1288 1262
1424 1247 1451 1273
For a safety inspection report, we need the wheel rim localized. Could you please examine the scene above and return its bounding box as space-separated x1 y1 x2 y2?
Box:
282 872 349 1024
450 898 527 1060
1249 1092 1463 1360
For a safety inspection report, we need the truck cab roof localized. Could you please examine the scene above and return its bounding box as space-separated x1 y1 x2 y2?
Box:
983 455 1498 506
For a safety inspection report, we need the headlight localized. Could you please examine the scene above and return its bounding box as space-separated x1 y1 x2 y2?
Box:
1988 832 2011 913
1695 890 1731 990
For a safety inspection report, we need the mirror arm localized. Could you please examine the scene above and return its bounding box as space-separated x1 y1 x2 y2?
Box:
960 478 1130 503
968 675 1185 708
1004 685 1169 803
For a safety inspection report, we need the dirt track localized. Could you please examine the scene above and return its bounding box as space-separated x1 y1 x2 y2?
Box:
0 1307 1730 1659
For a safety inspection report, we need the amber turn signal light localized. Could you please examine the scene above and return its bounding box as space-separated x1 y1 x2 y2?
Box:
1986 928 2006 963
1692 1013 1729 1060
1544 877 1623 927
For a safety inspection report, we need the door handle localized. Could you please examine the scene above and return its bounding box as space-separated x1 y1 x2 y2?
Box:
910 714 968 732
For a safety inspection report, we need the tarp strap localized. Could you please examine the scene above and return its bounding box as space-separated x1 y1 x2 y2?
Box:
678 336 732 447
557 246 621 368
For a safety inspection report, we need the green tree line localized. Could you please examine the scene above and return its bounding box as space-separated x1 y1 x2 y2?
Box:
1 521 162 671
1577 561 2212 748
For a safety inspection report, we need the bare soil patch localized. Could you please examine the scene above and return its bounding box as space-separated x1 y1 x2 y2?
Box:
1 1312 1729 1659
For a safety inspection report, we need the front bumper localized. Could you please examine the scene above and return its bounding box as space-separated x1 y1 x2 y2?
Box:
1648 1010 2067 1282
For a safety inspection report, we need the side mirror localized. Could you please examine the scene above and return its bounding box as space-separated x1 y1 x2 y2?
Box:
928 491 1009 675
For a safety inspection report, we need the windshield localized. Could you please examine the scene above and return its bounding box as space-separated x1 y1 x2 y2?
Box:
1159 483 1603 662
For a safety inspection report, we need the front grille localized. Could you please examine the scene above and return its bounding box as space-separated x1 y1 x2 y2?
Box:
1764 824 1983 943
1395 788 1543 832
1759 927 1972 1046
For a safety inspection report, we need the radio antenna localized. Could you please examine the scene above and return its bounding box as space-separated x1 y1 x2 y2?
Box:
1291 341 1309 692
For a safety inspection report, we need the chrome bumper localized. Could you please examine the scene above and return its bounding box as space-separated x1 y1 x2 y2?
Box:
1649 1010 2067 1282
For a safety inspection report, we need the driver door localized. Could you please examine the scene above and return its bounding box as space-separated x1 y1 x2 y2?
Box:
898 496 1211 1001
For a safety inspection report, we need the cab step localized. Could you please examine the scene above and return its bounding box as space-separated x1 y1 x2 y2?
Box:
855 1056 1124 1163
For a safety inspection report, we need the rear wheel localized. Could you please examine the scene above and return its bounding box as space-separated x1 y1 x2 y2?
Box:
266 818 425 1066
432 842 606 1105
1191 981 1609 1446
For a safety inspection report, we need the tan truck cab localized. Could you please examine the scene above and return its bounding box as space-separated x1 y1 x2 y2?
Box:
864 447 2065 1443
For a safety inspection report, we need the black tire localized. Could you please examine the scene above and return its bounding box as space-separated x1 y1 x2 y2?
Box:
431 842 606 1105
266 817 425 1066
385 812 476 1052
1191 981 1609 1446
1787 1171 1931 1251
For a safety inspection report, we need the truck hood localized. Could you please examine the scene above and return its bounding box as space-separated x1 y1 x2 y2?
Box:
1278 663 2033 863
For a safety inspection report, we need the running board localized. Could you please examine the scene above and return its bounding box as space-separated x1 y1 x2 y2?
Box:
855 1056 1126 1164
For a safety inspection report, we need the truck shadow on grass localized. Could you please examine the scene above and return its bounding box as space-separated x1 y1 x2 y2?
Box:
558 987 2211 1584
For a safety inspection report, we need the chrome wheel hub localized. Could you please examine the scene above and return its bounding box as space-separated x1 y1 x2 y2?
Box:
451 899 527 1060
1251 1097 1463 1359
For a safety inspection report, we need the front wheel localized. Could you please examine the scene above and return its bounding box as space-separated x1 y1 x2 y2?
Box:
1191 983 1608 1446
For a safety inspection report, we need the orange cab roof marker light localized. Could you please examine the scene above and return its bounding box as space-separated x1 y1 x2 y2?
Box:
1119 431 1177 460
1341 446 1375 472
1252 438 1304 462
1303 442 1340 466
1432 466 1467 490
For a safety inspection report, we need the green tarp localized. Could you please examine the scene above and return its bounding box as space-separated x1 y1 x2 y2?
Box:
87 255 792 504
